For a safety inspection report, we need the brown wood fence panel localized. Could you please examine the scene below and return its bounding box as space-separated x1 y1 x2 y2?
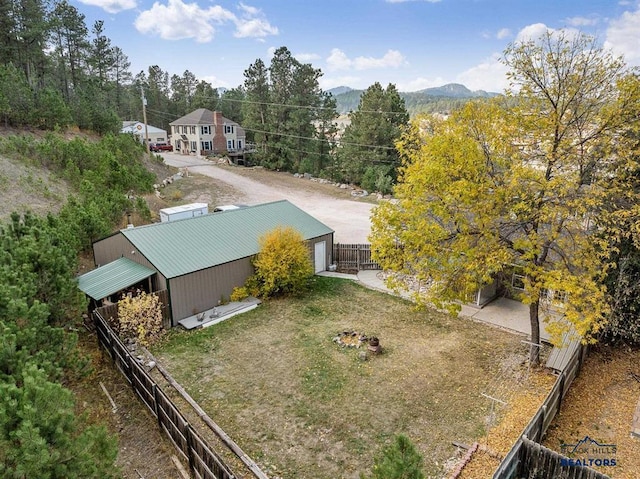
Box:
130 359 156 415
110 328 133 384
188 427 234 479
156 288 171 329
517 437 611 479
95 289 171 328
492 440 523 479
95 303 118 322
493 344 589 479
333 244 381 273
92 311 243 479
153 385 190 458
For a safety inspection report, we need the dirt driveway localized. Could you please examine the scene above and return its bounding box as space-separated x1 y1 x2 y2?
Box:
161 153 374 243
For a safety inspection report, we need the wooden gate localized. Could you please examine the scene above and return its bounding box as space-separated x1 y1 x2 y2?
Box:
332 244 381 273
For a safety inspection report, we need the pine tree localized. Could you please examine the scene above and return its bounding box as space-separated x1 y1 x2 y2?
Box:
362 435 424 479
338 82 408 187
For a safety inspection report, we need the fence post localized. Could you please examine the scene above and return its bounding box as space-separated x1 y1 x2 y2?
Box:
538 405 546 442
577 344 586 374
557 373 566 414
185 422 196 475
152 384 162 427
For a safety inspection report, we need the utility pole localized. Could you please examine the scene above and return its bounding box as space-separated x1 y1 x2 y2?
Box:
141 86 150 156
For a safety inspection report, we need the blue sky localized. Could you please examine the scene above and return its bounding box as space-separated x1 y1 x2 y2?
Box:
72 0 640 93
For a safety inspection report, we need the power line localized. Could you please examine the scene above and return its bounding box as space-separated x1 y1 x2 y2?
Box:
242 127 397 151
144 107 399 152
216 95 410 117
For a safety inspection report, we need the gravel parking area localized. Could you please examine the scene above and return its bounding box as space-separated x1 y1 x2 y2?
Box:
160 153 375 243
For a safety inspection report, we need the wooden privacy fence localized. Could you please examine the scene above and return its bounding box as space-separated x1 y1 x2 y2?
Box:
517 437 611 479
332 244 381 273
492 344 610 479
95 289 171 329
93 311 265 479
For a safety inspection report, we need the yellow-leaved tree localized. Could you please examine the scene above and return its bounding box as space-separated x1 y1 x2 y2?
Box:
117 292 164 346
370 31 634 365
247 226 313 298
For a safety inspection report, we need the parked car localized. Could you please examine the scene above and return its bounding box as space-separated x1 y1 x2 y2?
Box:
150 142 173 152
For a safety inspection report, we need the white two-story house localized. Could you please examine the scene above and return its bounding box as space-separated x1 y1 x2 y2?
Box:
169 109 246 156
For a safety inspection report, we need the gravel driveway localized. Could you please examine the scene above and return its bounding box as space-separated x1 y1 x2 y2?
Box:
161 153 374 243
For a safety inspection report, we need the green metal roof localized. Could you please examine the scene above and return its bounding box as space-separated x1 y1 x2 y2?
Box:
78 257 155 300
121 200 334 279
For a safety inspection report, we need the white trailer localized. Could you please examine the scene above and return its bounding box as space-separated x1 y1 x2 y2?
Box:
159 203 209 222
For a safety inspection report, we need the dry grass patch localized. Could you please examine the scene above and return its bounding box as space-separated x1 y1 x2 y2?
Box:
69 333 181 479
153 277 533 479
146 171 243 222
216 163 378 203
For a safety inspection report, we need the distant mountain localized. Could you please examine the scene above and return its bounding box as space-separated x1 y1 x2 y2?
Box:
417 83 497 98
330 83 501 116
327 86 354 96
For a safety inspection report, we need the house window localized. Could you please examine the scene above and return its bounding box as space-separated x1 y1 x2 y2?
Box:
541 289 568 304
190 141 197 152
227 139 235 150
190 126 196 134
201 125 211 135
237 140 243 150
224 125 234 134
512 270 525 290
182 126 187 134
201 141 212 151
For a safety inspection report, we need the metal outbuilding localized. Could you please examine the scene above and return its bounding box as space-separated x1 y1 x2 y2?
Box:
86 200 334 326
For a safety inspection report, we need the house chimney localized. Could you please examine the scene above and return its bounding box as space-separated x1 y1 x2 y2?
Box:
214 111 222 125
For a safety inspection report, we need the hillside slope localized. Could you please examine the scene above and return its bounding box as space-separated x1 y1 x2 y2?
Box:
0 154 70 220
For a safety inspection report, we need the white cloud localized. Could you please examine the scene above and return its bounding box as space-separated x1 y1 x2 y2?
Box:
354 49 406 69
326 48 352 70
295 52 321 63
515 23 553 43
566 16 598 27
234 18 278 38
496 28 511 40
326 48 407 71
238 2 259 16
233 3 279 38
76 0 136 14
200 74 229 88
135 0 277 42
319 75 362 90
514 23 583 45
605 4 640 65
135 0 234 42
456 53 510 93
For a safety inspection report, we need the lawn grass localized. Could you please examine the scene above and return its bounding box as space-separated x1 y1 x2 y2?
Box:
153 277 529 479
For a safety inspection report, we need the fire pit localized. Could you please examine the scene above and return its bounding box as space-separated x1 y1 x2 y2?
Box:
332 330 382 354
